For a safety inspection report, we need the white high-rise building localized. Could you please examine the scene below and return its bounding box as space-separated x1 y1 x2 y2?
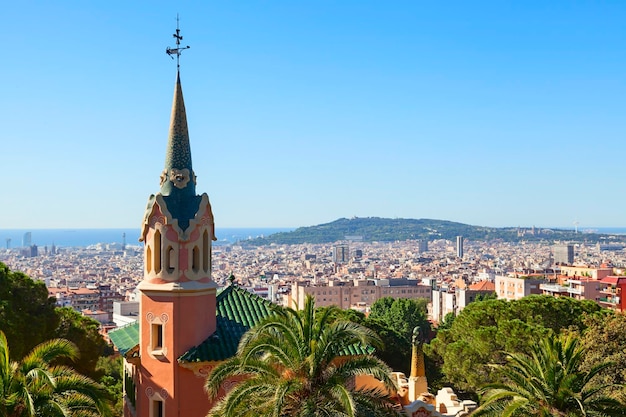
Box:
456 236 464 258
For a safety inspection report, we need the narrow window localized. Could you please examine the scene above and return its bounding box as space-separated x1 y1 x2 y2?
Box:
152 399 164 417
152 323 163 350
203 230 209 272
146 246 152 273
166 246 175 273
192 246 199 272
154 231 162 273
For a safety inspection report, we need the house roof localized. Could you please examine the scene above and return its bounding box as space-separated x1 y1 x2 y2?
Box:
469 281 495 291
108 322 139 356
600 276 626 285
109 284 275 362
178 284 275 363
110 283 372 364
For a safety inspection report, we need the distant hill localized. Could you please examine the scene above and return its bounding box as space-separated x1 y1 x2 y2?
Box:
241 217 621 245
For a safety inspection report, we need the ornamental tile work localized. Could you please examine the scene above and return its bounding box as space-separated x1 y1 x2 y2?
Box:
178 284 275 362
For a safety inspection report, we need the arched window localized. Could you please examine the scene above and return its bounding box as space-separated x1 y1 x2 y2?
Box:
192 246 199 272
154 231 162 273
166 246 175 273
146 245 152 273
203 230 210 272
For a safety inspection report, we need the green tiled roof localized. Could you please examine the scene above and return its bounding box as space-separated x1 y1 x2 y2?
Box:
109 285 372 364
109 322 139 356
342 342 374 356
179 285 275 363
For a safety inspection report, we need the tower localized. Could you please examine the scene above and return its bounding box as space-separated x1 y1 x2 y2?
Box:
408 327 428 401
333 244 350 263
135 23 217 417
22 232 31 248
456 236 464 259
553 244 574 265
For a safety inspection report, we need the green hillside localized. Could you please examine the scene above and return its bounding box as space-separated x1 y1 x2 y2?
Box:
242 217 618 245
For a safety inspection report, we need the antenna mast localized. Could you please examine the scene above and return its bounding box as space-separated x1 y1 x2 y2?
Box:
166 14 190 70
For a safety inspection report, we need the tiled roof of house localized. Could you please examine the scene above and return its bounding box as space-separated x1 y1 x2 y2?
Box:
600 276 626 285
469 281 495 291
178 284 275 363
110 283 372 364
108 322 139 356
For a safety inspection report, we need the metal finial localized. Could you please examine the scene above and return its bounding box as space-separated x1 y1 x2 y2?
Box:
166 14 190 70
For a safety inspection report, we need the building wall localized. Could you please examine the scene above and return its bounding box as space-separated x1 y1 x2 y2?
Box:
291 280 432 311
455 288 493 313
567 278 602 302
553 245 574 265
137 289 216 417
495 275 545 301
559 266 612 280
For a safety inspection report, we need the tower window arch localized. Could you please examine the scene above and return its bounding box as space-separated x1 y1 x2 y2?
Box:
203 230 209 272
166 246 176 273
146 245 152 273
154 231 162 273
192 246 199 273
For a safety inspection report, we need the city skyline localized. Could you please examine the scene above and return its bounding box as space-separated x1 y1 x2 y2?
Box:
2 1 625 229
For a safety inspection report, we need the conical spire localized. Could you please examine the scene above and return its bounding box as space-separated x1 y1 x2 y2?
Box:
160 71 196 197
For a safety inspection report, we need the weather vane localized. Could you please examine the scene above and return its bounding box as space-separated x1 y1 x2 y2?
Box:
166 14 190 70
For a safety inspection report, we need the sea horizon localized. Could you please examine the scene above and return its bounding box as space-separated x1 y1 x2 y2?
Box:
1 226 625 249
0 227 295 249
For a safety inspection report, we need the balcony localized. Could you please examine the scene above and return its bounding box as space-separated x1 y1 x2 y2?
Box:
540 284 569 294
599 286 619 295
567 286 583 295
599 296 620 305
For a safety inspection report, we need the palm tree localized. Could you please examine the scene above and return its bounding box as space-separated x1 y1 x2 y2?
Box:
473 333 626 417
0 330 112 417
205 295 400 417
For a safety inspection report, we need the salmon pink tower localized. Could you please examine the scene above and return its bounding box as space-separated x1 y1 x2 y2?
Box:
136 23 218 416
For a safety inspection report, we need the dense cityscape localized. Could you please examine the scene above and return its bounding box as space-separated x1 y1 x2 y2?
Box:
3 231 626 324
2 227 626 416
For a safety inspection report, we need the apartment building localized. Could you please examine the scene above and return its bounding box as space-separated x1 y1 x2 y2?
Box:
598 276 626 312
288 278 432 311
495 274 545 301
431 280 495 323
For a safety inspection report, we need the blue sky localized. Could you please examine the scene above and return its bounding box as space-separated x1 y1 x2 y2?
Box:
2 1 625 229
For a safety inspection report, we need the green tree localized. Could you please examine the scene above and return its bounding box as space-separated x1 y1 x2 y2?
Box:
0 330 112 417
474 334 626 416
369 297 431 342
316 306 412 375
96 356 123 416
0 263 109 380
474 292 497 302
0 263 58 359
363 318 411 375
426 295 602 393
205 296 399 417
578 312 626 403
54 308 107 379
437 312 456 331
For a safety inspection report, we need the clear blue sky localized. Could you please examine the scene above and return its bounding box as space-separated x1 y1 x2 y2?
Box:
2 1 625 229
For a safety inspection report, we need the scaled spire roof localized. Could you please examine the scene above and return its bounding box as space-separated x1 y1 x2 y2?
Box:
161 71 196 198
152 71 203 232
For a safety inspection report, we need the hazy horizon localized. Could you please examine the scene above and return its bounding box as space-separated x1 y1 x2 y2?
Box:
2 219 625 231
